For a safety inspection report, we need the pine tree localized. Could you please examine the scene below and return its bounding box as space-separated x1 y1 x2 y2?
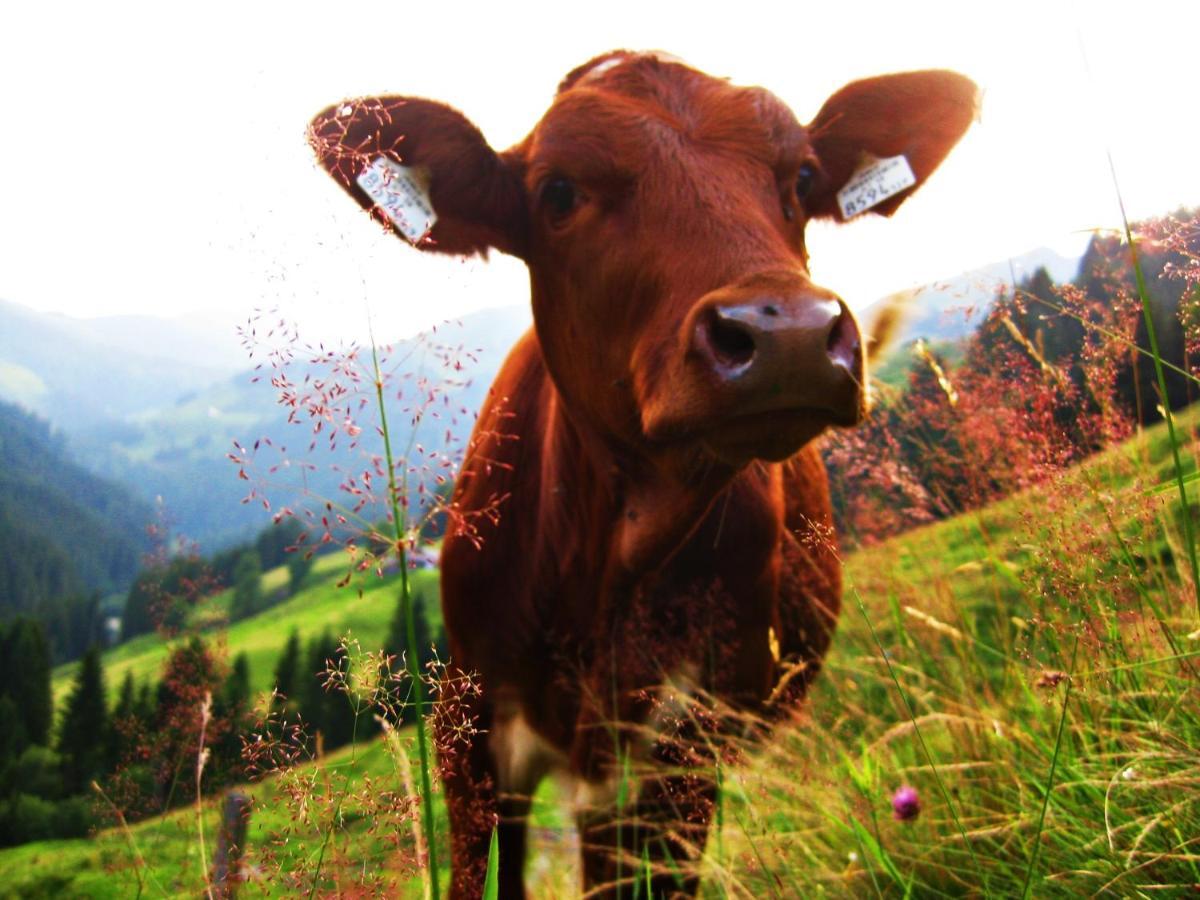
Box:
286 552 314 596
134 679 155 726
108 670 137 770
255 518 303 571
224 653 251 717
385 590 446 725
386 589 442 670
0 618 53 748
213 652 251 778
296 632 358 750
57 645 108 795
0 695 26 767
272 629 301 710
120 571 159 641
229 551 263 621
299 631 336 744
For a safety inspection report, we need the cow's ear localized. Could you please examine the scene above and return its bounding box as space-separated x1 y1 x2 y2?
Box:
806 70 978 221
308 97 529 259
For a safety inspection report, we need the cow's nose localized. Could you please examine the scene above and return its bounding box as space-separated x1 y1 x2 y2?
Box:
691 295 863 418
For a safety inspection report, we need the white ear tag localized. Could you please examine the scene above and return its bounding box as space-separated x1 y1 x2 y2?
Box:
836 155 916 219
356 157 437 243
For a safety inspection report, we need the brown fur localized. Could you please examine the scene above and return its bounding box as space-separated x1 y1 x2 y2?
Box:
310 52 976 898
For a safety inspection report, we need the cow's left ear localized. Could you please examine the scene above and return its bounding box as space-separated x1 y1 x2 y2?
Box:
805 70 978 221
308 97 529 258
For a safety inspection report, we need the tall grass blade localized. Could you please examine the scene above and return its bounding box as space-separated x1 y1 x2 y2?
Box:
482 827 500 900
852 588 986 888
1019 633 1078 899
369 334 441 900
1106 153 1200 616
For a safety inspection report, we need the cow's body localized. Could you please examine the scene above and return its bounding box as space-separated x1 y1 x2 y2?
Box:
310 51 976 897
439 330 841 894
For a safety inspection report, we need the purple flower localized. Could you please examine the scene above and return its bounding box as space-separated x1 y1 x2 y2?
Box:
892 785 920 822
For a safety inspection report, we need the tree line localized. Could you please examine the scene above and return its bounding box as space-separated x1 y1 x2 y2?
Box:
0 586 445 848
824 209 1200 544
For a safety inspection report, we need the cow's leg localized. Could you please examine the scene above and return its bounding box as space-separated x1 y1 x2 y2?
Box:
489 695 558 899
439 672 555 899
577 769 715 899
574 688 718 898
437 671 517 898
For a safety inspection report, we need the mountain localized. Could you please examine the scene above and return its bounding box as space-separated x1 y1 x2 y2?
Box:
0 299 246 429
70 305 533 549
0 399 152 657
860 246 1083 348
1 244 1085 551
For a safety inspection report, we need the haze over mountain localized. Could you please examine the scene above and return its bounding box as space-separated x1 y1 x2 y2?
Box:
860 246 1082 347
0 299 246 429
71 305 533 548
0 400 150 610
0 244 1081 550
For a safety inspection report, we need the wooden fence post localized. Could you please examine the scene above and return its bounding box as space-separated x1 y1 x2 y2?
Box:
211 791 252 898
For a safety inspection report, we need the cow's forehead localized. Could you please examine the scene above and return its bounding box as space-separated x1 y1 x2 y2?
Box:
557 50 688 94
535 52 809 168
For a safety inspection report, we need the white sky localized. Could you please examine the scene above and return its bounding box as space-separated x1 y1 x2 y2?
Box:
1 0 1197 344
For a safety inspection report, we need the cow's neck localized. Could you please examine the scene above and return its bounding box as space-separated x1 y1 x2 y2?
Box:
535 358 737 590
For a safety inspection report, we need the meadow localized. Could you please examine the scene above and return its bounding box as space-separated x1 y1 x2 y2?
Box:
48 555 442 710
3 399 1197 897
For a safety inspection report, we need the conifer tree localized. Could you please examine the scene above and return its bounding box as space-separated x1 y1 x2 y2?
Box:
0 695 26 767
300 631 335 743
0 618 52 748
108 670 137 769
272 629 301 711
58 645 108 795
230 551 263 621
224 653 251 717
287 552 314 596
385 590 446 724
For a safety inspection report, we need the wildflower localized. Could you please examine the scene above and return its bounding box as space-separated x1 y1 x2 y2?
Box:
1121 767 1136 781
892 785 920 822
1035 670 1069 689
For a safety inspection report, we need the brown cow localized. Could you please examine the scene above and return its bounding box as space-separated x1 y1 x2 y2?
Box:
310 51 975 898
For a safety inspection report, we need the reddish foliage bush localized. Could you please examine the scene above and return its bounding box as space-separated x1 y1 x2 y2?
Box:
826 210 1199 546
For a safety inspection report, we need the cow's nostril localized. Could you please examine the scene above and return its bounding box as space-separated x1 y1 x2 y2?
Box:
707 312 756 368
826 310 860 371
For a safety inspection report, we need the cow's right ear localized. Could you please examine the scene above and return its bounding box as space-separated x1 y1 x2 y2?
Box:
804 70 978 222
308 97 529 259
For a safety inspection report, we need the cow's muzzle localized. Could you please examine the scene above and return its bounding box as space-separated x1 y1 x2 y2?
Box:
639 277 866 465
690 294 863 425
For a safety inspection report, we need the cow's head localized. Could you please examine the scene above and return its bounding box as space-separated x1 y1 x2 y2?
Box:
310 52 976 475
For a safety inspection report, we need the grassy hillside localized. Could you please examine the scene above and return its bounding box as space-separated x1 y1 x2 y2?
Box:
50 554 442 710
8 410 1200 897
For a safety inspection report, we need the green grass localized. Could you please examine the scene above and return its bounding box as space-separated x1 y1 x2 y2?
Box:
9 409 1200 896
705 409 1200 897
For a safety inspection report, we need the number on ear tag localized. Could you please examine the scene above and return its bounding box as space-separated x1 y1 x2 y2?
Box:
356 157 437 243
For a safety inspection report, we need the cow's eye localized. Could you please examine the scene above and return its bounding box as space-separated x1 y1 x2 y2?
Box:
541 177 578 223
795 164 816 202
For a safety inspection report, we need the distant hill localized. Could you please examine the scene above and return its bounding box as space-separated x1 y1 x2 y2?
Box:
71 305 533 549
0 298 245 429
0 400 151 642
1 245 1085 551
861 246 1083 348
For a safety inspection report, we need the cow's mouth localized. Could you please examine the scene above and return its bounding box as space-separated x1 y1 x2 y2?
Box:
647 401 860 467
697 407 841 464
